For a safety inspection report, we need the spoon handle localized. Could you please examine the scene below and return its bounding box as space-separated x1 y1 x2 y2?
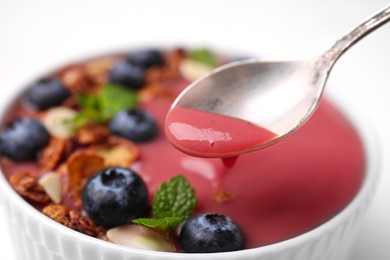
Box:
323 5 390 66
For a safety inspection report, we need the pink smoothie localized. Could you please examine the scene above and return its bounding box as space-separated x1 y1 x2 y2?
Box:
165 107 277 158
134 80 365 248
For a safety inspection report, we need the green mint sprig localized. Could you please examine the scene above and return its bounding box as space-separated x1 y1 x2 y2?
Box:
133 175 197 230
69 83 138 128
188 48 218 68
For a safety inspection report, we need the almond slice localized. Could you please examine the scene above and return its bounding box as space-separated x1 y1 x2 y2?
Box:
38 172 62 204
42 107 77 138
179 59 214 82
107 225 176 252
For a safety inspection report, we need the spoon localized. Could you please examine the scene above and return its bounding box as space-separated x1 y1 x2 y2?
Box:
166 5 390 158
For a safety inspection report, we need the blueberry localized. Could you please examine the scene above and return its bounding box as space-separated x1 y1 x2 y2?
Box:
127 49 165 69
109 108 158 143
0 118 50 161
108 59 146 90
82 167 148 229
25 78 70 110
178 213 244 253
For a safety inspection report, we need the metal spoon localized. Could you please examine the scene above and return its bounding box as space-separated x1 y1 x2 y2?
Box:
168 5 390 156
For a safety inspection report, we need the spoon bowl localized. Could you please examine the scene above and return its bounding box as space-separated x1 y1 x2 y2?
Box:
172 58 326 137
167 5 390 157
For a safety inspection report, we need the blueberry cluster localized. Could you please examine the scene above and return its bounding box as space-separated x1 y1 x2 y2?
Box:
109 49 164 90
107 49 163 143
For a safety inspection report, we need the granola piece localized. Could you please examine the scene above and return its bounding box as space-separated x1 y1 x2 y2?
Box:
212 188 236 204
38 137 69 171
38 172 62 204
42 204 105 237
90 136 139 167
9 172 51 204
84 57 114 86
139 83 176 102
146 48 186 83
73 124 110 146
65 151 105 207
60 57 114 94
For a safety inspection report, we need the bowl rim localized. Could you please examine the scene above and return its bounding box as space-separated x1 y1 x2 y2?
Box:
0 47 382 258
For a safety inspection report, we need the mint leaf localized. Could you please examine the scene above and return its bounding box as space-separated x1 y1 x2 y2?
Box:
132 217 183 231
153 175 196 220
71 108 103 125
188 48 218 67
68 84 138 128
98 84 138 120
133 175 197 230
76 94 100 110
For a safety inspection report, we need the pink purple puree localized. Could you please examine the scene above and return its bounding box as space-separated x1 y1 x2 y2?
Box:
137 79 365 248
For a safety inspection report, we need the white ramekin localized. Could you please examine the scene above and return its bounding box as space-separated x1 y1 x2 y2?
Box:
0 52 381 260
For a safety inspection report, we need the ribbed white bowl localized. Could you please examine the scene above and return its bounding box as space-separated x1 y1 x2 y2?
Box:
0 54 381 260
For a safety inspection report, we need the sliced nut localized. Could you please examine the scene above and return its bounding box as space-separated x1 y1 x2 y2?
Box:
179 59 213 82
41 107 77 138
38 172 62 204
107 224 176 252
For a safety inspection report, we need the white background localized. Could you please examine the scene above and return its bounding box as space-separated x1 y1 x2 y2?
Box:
0 0 389 259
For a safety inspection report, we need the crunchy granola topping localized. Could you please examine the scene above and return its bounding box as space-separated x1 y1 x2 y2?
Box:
38 137 70 171
65 151 105 207
73 124 110 146
9 172 51 204
42 204 105 237
60 57 114 94
139 83 176 102
90 136 139 167
146 48 185 83
1 48 232 244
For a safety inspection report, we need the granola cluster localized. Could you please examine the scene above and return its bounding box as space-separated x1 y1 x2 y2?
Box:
3 49 187 236
9 172 51 204
42 204 105 237
2 47 219 240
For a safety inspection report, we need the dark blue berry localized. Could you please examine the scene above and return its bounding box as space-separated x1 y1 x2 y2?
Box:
82 167 148 229
108 59 146 90
25 78 70 110
109 108 158 143
127 49 165 69
178 213 244 253
0 118 50 161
